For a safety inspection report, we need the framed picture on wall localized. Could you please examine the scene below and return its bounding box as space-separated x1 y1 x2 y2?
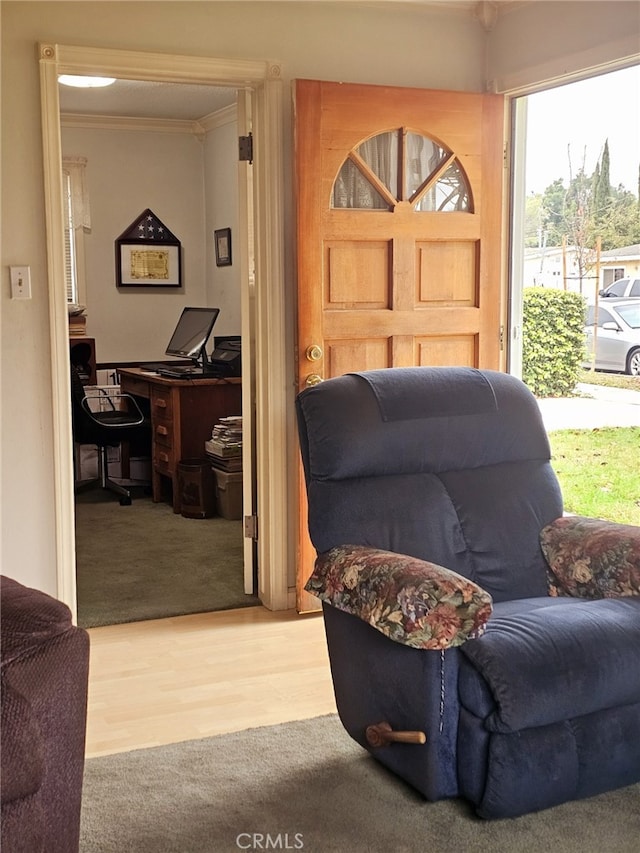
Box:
214 228 232 267
115 209 182 288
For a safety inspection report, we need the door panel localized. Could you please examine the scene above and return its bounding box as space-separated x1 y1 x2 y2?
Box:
326 241 391 308
417 241 478 306
295 79 505 611
326 338 391 375
416 334 477 366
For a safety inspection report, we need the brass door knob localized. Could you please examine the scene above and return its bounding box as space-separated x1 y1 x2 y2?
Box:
305 373 323 387
306 344 323 362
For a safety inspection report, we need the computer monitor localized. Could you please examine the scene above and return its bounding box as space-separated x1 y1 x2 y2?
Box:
165 307 220 369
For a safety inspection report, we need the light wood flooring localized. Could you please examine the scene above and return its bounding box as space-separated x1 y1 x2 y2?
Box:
85 605 337 758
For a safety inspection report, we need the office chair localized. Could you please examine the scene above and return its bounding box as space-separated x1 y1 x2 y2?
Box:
71 365 150 505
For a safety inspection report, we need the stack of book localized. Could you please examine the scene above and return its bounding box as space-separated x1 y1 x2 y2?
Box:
205 416 243 472
68 306 87 337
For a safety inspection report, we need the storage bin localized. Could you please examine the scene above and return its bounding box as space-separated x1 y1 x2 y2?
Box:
177 458 216 518
213 469 243 520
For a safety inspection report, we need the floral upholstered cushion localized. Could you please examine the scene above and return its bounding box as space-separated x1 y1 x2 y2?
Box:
304 544 493 650
540 516 640 599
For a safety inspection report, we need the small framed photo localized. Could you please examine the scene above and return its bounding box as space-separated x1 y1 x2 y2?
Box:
214 228 232 267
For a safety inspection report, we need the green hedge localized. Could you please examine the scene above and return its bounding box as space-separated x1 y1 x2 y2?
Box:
522 287 587 397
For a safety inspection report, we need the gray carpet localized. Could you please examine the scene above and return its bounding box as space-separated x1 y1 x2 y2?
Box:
75 490 259 628
81 714 640 853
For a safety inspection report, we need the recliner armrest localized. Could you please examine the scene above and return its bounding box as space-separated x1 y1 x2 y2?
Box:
540 515 640 599
304 544 492 650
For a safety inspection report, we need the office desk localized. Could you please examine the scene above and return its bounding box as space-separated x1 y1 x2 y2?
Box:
118 368 242 512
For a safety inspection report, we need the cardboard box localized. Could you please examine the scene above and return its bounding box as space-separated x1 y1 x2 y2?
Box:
75 445 150 482
213 469 243 520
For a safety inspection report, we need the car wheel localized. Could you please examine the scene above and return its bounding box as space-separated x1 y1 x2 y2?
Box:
627 348 640 376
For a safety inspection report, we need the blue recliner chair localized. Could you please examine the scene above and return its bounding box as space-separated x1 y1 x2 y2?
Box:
296 367 640 819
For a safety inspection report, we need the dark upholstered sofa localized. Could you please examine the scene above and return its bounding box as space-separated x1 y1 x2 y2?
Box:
1 576 90 853
296 367 640 819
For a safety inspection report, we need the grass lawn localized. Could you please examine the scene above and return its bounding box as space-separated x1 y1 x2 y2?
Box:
578 368 640 392
549 427 640 525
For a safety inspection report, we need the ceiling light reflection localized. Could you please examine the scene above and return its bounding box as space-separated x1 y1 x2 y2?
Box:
58 75 117 89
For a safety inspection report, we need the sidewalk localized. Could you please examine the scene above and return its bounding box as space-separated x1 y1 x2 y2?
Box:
536 383 640 432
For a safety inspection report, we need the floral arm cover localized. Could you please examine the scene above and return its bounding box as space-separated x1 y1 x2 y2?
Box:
541 516 640 599
304 544 493 650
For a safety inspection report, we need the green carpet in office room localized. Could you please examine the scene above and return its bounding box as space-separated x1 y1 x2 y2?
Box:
74 490 259 628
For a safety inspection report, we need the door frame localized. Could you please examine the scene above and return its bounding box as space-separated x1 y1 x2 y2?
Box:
39 43 289 616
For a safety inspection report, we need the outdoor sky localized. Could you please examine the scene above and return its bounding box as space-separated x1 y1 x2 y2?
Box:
525 64 640 197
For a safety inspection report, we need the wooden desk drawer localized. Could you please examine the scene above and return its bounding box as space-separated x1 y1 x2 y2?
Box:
151 387 173 417
154 446 175 474
154 420 173 449
120 375 151 398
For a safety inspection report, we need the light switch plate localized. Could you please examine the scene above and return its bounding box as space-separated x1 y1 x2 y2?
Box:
10 266 32 299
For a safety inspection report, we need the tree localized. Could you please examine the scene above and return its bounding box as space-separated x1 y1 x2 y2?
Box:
540 179 566 246
597 186 640 248
524 193 544 248
526 139 640 272
564 150 595 289
592 139 611 225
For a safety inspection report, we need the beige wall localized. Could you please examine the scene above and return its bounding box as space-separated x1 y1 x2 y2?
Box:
489 1 640 93
1 1 638 596
61 123 209 362
61 109 241 363
204 115 242 339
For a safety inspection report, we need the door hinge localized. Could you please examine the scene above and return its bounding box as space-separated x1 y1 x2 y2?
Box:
244 514 258 540
239 133 253 164
499 324 505 351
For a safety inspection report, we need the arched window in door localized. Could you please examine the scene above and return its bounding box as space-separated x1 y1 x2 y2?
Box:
331 129 473 212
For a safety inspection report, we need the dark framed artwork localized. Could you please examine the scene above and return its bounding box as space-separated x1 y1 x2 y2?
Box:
214 228 232 267
115 209 182 288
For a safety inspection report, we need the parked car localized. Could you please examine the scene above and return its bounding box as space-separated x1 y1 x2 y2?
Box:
583 298 640 375
599 277 640 298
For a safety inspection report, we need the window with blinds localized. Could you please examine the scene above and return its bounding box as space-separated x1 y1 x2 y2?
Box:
62 157 90 305
63 169 78 302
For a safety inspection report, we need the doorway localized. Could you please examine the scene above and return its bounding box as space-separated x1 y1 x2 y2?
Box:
40 44 289 618
60 76 258 627
508 63 640 378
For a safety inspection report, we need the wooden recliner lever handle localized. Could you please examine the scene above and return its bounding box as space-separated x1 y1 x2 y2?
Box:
365 721 427 748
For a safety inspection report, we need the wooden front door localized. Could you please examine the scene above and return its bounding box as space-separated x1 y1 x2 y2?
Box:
295 79 505 611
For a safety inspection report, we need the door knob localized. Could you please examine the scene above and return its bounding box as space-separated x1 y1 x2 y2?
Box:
305 344 323 362
305 373 323 387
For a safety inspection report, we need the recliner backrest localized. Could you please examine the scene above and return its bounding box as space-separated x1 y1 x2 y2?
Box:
296 367 563 602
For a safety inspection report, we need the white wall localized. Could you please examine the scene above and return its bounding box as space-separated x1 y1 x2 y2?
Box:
2 0 638 596
488 1 640 92
1 0 483 595
61 123 209 362
61 109 242 363
203 112 242 338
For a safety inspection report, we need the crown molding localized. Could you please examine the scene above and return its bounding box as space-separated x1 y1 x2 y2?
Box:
60 113 197 134
60 105 238 136
199 104 238 132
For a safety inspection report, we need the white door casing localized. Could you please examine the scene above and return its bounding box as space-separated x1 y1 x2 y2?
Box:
39 43 289 616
